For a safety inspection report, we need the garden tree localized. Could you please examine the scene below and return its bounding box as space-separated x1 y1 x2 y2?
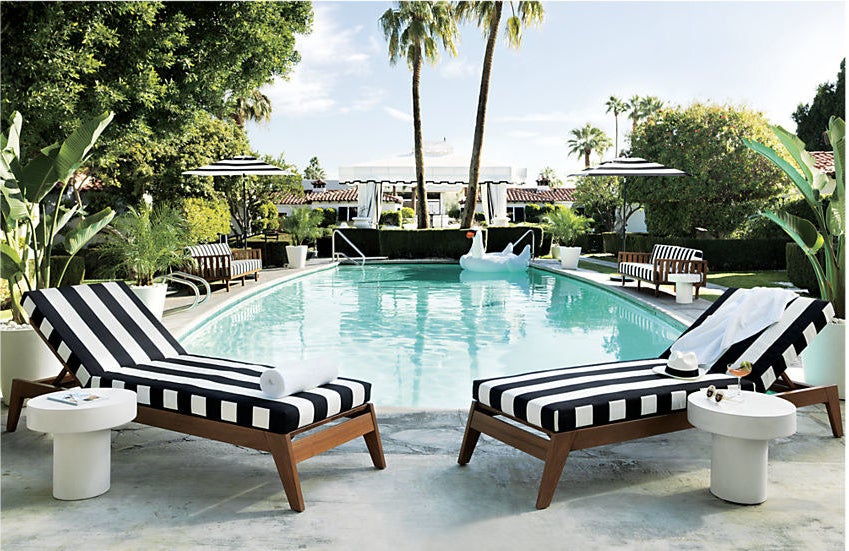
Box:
626 94 664 135
604 96 628 158
230 89 273 129
1 1 312 191
628 102 792 237
567 124 612 167
572 175 621 233
380 1 459 228
627 94 642 133
792 59 845 151
536 166 563 187
304 156 327 180
455 0 544 228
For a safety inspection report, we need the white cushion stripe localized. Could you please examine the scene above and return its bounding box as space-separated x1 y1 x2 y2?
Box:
75 285 156 365
105 283 183 357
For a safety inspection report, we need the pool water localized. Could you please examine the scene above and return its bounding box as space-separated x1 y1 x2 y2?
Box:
180 264 684 408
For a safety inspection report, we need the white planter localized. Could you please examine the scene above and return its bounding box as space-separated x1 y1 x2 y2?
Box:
801 319 846 398
551 246 561 260
1 324 63 406
286 245 308 269
131 283 168 320
559 246 582 270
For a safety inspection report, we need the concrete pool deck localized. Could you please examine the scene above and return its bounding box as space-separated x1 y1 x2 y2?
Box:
1 259 844 550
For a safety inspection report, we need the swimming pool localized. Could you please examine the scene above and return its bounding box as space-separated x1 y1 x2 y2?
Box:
180 264 684 408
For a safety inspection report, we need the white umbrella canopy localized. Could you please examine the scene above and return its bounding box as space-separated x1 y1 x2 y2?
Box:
570 157 688 250
183 156 292 245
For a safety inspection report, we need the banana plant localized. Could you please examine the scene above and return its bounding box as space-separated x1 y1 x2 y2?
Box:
1 111 116 322
743 116 844 318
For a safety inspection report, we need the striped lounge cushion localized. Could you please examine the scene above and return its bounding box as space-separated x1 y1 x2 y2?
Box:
619 262 654 281
474 359 749 433
232 258 262 277
650 244 703 263
662 289 834 391
187 243 232 270
22 282 370 433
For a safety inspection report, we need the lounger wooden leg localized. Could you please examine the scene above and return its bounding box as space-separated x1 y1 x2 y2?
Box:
536 432 576 509
225 280 231 292
695 285 701 299
266 433 306 512
5 379 64 432
458 402 483 465
363 403 386 469
824 385 844 438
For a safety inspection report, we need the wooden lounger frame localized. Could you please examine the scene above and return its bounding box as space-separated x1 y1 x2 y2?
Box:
458 374 842 509
6 363 385 513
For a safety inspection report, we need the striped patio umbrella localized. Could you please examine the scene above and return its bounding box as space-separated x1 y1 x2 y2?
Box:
183 156 291 247
571 157 687 251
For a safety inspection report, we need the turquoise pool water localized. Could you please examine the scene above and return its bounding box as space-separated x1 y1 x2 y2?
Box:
180 265 684 408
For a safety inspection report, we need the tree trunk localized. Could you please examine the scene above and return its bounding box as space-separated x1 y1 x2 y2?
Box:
461 3 502 229
614 115 619 158
412 50 429 229
584 150 590 168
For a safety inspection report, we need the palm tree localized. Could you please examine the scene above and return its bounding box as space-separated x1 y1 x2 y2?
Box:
456 1 544 228
639 95 665 123
567 124 612 168
231 89 272 128
380 2 459 229
604 95 628 158
627 94 642 134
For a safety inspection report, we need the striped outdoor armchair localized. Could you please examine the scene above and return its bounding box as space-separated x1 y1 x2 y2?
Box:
186 242 262 291
618 244 708 298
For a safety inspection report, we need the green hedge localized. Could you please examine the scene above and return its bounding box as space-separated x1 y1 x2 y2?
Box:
603 233 788 270
180 197 230 244
333 229 381 257
246 240 289 267
379 211 402 226
786 243 821 296
575 233 604 253
486 226 549 256
50 255 86 286
380 229 471 259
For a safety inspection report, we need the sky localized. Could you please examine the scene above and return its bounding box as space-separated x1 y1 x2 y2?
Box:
246 1 846 183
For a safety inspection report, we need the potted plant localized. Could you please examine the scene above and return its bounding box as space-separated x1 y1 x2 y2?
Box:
0 111 116 403
744 116 844 395
544 208 593 269
98 203 192 319
280 207 323 269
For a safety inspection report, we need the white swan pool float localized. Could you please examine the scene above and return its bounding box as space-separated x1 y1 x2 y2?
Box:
459 231 530 273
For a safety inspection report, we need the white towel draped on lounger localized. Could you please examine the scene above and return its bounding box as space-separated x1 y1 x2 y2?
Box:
671 287 797 366
260 357 340 398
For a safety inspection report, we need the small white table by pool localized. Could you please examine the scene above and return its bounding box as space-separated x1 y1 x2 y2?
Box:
26 388 137 500
687 390 796 504
668 273 702 304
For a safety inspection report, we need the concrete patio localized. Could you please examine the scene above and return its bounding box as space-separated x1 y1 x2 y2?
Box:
1 260 844 550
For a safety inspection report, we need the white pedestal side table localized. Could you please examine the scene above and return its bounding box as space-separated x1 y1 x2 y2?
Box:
27 388 137 500
668 273 702 304
687 390 796 504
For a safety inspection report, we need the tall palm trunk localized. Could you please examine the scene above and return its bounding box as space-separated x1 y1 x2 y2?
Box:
584 150 590 167
613 115 619 158
461 3 502 229
412 49 429 229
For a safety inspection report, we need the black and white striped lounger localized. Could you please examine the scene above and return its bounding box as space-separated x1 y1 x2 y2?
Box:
6 281 385 512
458 288 842 509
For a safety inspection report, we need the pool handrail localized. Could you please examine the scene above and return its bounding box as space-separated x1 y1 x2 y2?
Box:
513 229 535 258
332 229 366 266
160 271 212 316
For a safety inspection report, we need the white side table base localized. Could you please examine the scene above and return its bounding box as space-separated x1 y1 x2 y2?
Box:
710 434 770 504
53 430 112 500
668 273 701 304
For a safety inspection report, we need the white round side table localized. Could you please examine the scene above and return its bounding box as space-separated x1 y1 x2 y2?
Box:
687 390 796 504
27 388 137 500
668 273 701 304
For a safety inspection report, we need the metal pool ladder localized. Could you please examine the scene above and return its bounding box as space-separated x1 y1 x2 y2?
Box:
332 229 389 266
160 272 211 316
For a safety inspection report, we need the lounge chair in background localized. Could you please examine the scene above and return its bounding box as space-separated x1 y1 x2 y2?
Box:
5 281 385 512
187 242 262 291
458 288 841 509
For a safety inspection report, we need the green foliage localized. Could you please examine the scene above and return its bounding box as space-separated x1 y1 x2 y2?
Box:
179 196 230 244
1 110 116 321
524 203 542 223
2 2 312 197
486 226 548 255
247 240 289 267
574 233 604 253
254 201 280 232
567 123 612 167
320 207 337 227
279 207 323 246
380 229 474 259
229 89 272 128
400 207 415 221
447 205 462 219
573 175 621 232
786 243 822 296
536 166 563 187
49 256 86 287
629 102 793 238
98 204 192 286
379 210 402 227
743 117 845 317
304 156 326 180
543 208 593 246
792 60 845 151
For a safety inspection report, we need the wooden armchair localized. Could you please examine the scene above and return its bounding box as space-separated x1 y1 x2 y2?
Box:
618 244 708 298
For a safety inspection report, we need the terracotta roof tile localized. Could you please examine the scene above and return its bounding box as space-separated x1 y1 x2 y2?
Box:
809 151 835 175
273 189 402 205
506 187 575 203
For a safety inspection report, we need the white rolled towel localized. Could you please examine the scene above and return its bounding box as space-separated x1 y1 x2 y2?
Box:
259 357 340 398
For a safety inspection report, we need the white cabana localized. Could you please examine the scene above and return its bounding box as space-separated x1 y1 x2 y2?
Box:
353 182 383 228
479 182 509 226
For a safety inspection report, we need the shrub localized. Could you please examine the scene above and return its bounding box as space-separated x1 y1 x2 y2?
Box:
333 229 381 257
321 207 337 227
180 197 230 244
49 256 86 287
487 226 547 256
524 203 542 223
380 229 471 259
379 210 402 227
400 207 415 222
786 243 821 296
255 200 280 232
575 233 604 253
447 205 461 219
247 240 289 267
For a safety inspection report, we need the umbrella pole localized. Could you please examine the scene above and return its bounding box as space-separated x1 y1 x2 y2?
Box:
243 176 248 250
621 178 627 252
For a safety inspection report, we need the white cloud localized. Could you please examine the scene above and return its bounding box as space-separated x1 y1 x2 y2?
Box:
493 108 604 125
340 87 387 113
384 107 413 123
506 130 538 139
261 4 375 117
439 57 478 79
